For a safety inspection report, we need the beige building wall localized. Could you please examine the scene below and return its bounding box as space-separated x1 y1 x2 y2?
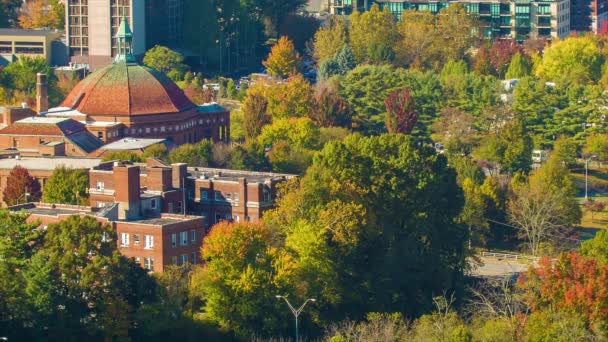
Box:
88 0 112 57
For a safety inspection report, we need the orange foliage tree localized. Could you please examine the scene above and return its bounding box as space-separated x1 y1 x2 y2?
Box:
263 36 301 78
518 252 608 329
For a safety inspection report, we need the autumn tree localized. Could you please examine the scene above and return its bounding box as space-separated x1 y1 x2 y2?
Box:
348 4 398 63
190 221 294 338
167 140 213 166
2 165 41 206
473 45 493 75
488 39 522 78
42 166 88 205
583 200 606 222
19 0 64 29
310 83 351 127
384 88 417 134
535 36 603 84
258 117 320 150
263 36 301 78
265 73 313 119
518 252 608 332
242 92 268 140
313 15 347 62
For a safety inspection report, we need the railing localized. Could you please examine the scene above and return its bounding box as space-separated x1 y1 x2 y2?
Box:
480 251 538 261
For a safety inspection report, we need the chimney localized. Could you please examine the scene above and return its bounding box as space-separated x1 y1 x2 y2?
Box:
172 163 187 189
113 165 141 220
36 73 48 113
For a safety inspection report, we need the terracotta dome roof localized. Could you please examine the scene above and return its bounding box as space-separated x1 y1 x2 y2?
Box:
60 62 195 116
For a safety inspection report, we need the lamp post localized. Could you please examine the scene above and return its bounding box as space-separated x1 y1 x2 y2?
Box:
585 154 598 200
275 295 315 342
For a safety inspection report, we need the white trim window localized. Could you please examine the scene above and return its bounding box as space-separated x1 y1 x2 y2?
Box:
120 233 129 247
96 181 104 190
172 233 177 248
144 257 154 271
133 234 140 246
144 235 154 249
180 231 188 246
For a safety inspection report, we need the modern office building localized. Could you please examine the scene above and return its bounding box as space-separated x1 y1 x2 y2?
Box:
328 0 571 40
66 0 146 70
0 29 63 66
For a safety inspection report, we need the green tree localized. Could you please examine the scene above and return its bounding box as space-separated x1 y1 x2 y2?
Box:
101 150 143 163
348 5 398 63
500 119 533 174
23 216 155 340
141 143 168 160
167 140 213 166
263 36 301 78
265 134 467 320
583 134 608 165
231 142 271 172
524 309 591 342
242 91 268 140
42 166 88 205
143 45 189 80
580 230 608 265
552 136 578 168
535 36 603 84
505 52 531 79
258 117 320 150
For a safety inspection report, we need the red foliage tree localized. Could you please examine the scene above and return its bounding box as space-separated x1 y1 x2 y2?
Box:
311 84 351 128
488 40 523 78
518 252 608 327
384 88 417 134
2 165 41 206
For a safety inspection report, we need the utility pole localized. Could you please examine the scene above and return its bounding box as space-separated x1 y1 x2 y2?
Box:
275 296 316 342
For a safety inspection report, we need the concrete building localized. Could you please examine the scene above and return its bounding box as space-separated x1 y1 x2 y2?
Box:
328 0 570 40
0 29 63 66
66 0 146 70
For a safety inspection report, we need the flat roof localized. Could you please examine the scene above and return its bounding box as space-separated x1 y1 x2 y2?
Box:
22 207 92 217
16 117 70 124
0 157 101 171
121 217 195 226
101 138 165 150
0 28 62 37
187 167 296 183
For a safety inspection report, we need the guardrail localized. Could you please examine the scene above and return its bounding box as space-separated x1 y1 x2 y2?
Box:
480 251 539 261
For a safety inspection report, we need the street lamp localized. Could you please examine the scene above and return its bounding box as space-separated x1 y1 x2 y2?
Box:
275 295 315 342
585 154 598 200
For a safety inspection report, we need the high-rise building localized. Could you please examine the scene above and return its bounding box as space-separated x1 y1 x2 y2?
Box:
66 0 146 70
328 0 570 40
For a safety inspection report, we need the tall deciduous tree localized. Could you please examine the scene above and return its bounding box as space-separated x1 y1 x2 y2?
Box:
313 15 348 63
2 165 41 206
310 83 351 127
535 36 602 84
242 92 268 140
384 88 417 134
167 140 213 166
488 40 522 78
143 45 189 80
264 134 467 320
42 166 88 205
348 4 398 63
19 0 64 29
191 221 294 338
263 36 301 78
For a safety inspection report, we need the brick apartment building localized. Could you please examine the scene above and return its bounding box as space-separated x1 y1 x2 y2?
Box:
9 158 295 272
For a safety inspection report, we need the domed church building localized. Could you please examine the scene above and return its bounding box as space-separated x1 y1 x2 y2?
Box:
0 17 229 158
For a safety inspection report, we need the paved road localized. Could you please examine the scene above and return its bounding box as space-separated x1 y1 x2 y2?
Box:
469 257 532 277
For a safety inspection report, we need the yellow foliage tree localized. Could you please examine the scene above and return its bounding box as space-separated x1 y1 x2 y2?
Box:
19 0 63 29
313 15 348 62
263 36 301 78
535 36 602 84
348 5 398 63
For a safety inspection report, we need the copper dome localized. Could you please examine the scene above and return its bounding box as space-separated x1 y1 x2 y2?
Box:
60 62 195 116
